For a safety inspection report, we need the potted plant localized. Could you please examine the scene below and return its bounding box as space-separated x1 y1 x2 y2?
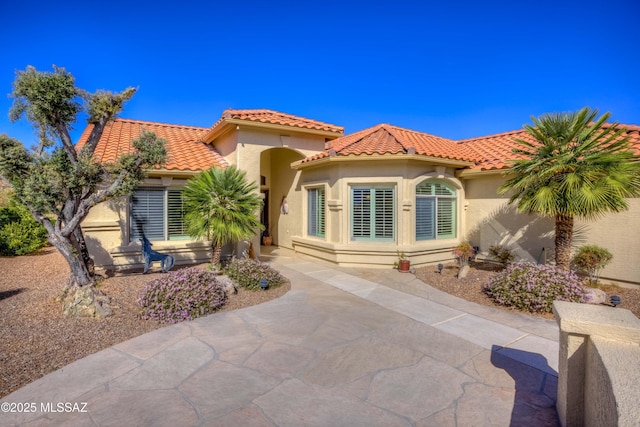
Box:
262 224 272 246
397 251 410 273
453 242 474 266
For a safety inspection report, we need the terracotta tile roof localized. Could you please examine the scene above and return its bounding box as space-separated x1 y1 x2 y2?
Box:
208 109 344 136
76 119 227 171
300 124 477 164
460 123 640 171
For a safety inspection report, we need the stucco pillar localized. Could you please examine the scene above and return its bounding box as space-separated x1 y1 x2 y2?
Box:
554 300 640 427
556 330 587 427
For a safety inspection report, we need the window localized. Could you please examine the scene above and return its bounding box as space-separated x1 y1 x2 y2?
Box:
351 186 395 241
416 180 456 240
307 187 325 238
130 187 188 242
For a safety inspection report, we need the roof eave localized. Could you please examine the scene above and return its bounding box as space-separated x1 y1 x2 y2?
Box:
146 168 213 178
293 153 476 170
457 167 508 178
203 118 343 143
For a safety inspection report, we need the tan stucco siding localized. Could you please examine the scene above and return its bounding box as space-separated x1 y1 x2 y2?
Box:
234 127 326 254
269 148 305 249
82 176 212 271
465 175 640 285
294 160 466 268
212 131 238 167
574 198 640 285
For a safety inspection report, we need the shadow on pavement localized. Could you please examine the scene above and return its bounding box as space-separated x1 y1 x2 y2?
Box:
491 344 560 427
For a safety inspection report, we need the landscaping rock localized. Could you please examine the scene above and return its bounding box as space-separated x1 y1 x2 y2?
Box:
457 264 470 279
584 287 607 305
62 285 113 318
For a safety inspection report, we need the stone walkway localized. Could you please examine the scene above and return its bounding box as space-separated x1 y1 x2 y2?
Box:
2 250 560 426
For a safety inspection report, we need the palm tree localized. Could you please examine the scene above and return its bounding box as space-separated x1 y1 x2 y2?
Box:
500 107 640 270
183 166 263 266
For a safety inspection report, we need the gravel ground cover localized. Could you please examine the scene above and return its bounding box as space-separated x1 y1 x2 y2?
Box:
1 249 638 399
0 248 289 398
415 261 640 321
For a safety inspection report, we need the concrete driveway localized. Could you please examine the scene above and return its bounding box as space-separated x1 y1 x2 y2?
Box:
2 250 560 426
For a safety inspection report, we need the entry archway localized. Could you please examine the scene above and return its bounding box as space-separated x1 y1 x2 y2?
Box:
259 147 305 249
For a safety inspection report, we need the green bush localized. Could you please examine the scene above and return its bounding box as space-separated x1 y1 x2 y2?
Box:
0 197 48 256
484 262 587 313
572 245 613 284
488 244 515 267
224 258 285 290
137 267 227 323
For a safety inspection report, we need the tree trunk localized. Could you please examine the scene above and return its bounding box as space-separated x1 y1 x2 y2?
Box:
211 243 222 267
49 231 112 318
71 226 95 276
555 214 574 270
50 232 94 289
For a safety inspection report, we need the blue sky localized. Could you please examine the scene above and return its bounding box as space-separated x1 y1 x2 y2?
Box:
1 0 639 147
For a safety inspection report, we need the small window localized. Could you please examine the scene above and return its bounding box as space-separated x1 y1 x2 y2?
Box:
351 186 395 241
307 187 325 238
130 187 188 242
416 181 456 240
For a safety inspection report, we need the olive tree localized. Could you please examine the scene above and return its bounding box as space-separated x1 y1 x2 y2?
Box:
0 66 166 317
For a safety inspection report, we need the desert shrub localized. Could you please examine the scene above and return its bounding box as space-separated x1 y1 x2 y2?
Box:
572 245 613 285
453 242 475 266
0 197 48 256
488 244 515 267
224 258 285 290
137 267 227 323
484 262 587 313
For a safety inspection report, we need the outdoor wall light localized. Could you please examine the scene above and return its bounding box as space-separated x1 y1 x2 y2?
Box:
260 278 269 290
281 196 289 214
609 295 621 307
437 263 444 274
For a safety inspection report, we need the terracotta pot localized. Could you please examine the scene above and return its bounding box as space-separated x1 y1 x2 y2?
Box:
398 259 410 273
262 236 272 246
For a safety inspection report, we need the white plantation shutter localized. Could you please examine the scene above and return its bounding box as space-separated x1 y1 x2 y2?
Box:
416 197 435 240
437 198 455 239
416 180 456 240
130 188 165 241
307 187 325 237
130 187 187 242
351 186 395 241
167 189 187 239
374 188 394 240
351 188 371 239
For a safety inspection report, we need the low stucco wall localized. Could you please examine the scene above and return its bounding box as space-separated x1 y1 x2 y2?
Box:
553 301 640 427
292 237 457 268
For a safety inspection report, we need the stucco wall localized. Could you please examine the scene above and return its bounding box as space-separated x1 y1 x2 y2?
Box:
554 301 640 427
465 174 640 285
213 131 238 167
236 127 326 255
82 176 211 271
269 148 304 249
83 124 328 269
464 174 555 263
293 160 466 268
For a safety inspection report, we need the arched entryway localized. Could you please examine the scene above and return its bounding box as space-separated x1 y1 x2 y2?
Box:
259 148 305 249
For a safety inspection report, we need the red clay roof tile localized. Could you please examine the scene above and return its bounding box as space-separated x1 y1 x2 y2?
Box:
301 124 477 164
76 119 227 172
460 123 640 171
301 122 640 171
209 109 344 135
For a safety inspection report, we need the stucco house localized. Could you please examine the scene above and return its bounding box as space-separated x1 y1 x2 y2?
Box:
77 109 640 286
